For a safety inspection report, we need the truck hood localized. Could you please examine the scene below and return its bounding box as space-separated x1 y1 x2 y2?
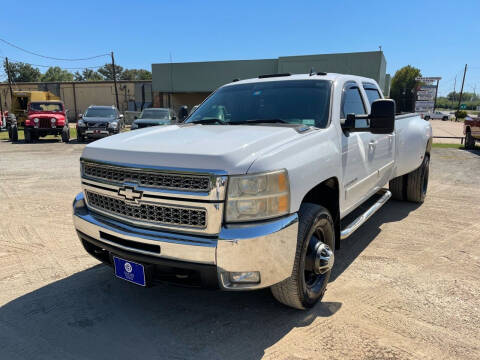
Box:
28 113 65 120
82 124 306 174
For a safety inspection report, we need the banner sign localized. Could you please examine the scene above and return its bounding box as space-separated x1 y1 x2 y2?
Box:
415 77 441 114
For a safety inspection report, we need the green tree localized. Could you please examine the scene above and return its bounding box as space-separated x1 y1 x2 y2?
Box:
390 65 421 113
98 63 124 80
74 68 103 81
120 69 152 80
3 60 41 82
41 66 74 82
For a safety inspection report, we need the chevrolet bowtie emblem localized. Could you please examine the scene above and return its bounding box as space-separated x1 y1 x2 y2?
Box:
118 186 143 203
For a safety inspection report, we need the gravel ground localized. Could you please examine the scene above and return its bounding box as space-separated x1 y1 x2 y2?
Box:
0 139 479 360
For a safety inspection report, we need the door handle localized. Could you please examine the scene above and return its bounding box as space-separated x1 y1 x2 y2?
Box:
369 140 377 149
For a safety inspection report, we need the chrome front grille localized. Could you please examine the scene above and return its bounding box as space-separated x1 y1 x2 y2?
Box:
87 122 107 128
85 190 207 228
82 161 211 192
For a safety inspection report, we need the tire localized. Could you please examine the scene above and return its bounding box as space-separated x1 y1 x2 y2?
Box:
442 116 448 121
406 154 430 203
61 126 70 143
389 175 405 200
11 126 18 142
77 132 85 142
271 203 335 310
465 131 475 150
24 128 32 143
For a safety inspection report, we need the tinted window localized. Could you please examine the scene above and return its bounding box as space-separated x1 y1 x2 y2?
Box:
364 87 381 105
186 80 331 128
341 86 366 118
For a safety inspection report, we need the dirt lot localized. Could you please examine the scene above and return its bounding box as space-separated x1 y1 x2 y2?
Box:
430 119 465 144
0 139 479 360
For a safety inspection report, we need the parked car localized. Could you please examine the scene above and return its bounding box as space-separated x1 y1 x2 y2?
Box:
73 73 432 309
131 108 175 130
76 105 124 142
423 111 452 121
464 116 479 149
23 100 70 143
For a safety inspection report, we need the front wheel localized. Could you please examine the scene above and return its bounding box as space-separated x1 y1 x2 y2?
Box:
271 203 335 310
11 126 18 142
61 126 70 143
24 128 32 143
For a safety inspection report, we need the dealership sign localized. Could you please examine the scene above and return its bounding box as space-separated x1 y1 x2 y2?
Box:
414 77 441 113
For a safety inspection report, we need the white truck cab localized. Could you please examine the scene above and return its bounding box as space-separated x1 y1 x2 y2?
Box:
73 73 432 309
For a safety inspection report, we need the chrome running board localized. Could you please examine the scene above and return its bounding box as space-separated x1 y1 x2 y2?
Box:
340 189 392 240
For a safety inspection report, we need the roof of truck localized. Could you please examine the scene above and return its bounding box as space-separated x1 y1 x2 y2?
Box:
223 73 378 87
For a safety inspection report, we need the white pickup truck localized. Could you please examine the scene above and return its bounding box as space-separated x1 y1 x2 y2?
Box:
73 73 432 309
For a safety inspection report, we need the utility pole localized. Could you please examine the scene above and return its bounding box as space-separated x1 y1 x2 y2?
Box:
455 64 467 122
111 51 120 110
433 79 440 111
452 75 457 108
5 57 13 99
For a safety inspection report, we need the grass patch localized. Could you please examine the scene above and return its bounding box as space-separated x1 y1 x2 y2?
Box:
432 143 479 150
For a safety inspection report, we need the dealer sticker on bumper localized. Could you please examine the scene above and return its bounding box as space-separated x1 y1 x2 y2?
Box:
113 256 146 286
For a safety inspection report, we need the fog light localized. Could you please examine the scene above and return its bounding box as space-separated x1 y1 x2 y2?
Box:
229 271 260 284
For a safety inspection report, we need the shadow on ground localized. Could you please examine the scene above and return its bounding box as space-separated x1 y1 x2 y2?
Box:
331 200 420 281
0 267 340 360
0 200 424 360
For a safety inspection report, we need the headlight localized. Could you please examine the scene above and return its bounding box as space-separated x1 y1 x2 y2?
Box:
33 118 39 123
78 119 84 126
108 121 118 129
226 170 290 222
50 118 56 124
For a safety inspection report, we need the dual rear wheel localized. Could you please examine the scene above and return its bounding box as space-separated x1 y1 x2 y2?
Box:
389 154 430 203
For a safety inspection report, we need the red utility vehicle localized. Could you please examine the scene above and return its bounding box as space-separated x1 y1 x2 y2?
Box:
24 101 70 143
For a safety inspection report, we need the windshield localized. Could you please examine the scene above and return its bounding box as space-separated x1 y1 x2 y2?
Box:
140 109 169 119
186 80 331 127
30 102 63 112
84 108 116 118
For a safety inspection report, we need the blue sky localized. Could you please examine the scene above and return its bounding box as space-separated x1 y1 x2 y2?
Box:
1 0 479 95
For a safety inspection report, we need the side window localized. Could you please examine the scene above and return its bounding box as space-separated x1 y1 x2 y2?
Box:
341 84 366 118
363 85 382 106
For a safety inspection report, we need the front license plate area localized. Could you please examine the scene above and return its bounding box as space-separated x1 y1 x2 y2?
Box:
113 256 146 286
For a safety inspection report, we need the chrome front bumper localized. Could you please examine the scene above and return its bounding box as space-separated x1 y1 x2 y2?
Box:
73 192 298 290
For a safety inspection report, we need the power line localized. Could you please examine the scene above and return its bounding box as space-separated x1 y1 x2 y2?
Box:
0 56 104 70
0 37 110 61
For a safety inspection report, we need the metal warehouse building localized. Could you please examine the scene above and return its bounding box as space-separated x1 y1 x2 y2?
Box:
151 51 390 111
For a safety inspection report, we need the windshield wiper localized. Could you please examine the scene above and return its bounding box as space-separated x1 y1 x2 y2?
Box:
234 119 288 124
190 118 227 125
